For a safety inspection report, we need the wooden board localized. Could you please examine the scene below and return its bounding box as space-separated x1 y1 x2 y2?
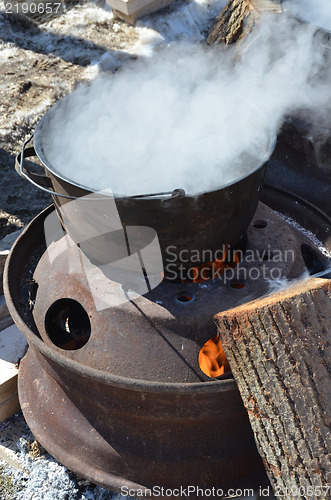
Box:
0 394 21 424
0 318 27 422
106 0 175 23
0 252 8 295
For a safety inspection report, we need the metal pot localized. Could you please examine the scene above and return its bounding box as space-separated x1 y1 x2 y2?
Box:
16 100 275 280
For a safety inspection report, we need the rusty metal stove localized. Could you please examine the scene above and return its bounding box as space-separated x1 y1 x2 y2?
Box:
4 184 331 497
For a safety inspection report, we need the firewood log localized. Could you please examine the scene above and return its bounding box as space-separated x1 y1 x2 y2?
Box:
207 0 282 45
215 277 331 499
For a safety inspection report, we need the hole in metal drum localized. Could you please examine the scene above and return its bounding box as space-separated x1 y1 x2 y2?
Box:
252 219 268 229
176 295 193 303
45 298 91 350
230 281 246 290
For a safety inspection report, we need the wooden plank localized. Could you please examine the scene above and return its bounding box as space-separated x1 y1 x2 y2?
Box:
0 252 8 295
0 232 27 422
112 0 174 23
251 0 282 12
0 324 27 422
107 0 175 22
0 393 20 423
0 375 17 405
215 277 331 498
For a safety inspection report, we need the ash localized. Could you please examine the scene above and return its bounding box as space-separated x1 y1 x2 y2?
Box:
0 415 130 500
0 416 262 500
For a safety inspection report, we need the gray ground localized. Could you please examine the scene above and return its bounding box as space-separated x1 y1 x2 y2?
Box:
0 414 124 499
1 412 273 499
0 0 138 238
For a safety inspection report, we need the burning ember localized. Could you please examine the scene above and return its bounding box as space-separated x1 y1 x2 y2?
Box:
180 246 242 283
199 335 231 378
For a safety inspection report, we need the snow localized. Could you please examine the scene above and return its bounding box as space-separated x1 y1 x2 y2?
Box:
0 0 226 74
133 0 226 55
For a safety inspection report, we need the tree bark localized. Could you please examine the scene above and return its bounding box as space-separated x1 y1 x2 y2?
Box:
215 277 331 499
207 0 259 45
207 0 282 46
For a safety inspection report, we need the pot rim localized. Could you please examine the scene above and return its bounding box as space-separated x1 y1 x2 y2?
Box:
34 96 277 200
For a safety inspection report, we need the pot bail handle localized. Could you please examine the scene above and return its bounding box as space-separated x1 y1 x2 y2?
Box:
16 135 186 201
15 135 75 199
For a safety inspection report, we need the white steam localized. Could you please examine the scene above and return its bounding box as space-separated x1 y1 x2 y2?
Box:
41 10 331 196
286 0 331 32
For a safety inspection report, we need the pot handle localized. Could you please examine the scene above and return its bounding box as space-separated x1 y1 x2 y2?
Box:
16 135 186 201
15 135 75 199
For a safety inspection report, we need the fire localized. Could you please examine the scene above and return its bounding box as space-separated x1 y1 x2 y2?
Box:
199 335 231 378
181 245 241 284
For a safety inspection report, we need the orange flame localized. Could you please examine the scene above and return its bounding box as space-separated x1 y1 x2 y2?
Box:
199 335 231 378
181 246 241 284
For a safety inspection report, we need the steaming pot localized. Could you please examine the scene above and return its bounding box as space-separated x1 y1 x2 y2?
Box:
16 100 275 279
